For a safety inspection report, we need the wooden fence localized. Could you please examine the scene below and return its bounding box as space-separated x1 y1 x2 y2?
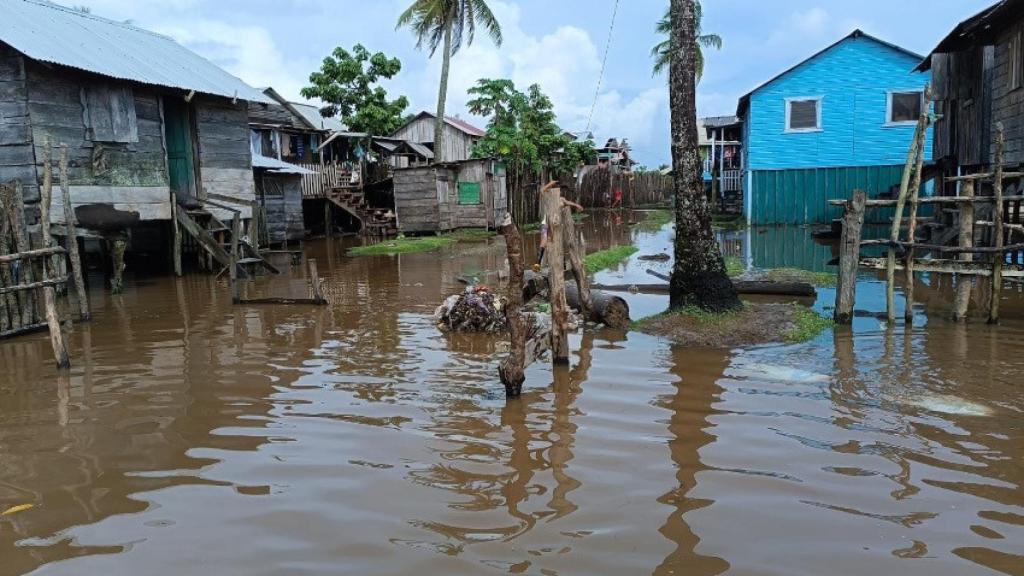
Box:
574 170 672 208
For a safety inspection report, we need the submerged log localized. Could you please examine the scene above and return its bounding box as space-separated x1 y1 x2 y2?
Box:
524 270 632 328
645 269 816 297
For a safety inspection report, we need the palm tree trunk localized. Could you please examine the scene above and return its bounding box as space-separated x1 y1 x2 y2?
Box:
668 0 740 312
434 18 453 163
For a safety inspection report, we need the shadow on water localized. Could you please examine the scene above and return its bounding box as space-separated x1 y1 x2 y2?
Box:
0 212 1022 575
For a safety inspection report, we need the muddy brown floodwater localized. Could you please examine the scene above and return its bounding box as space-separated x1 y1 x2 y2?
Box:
1 212 1023 576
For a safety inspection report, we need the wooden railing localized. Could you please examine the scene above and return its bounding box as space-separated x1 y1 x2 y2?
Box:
298 162 363 198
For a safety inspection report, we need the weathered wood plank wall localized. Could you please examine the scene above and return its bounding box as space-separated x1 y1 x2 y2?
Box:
195 98 254 219
0 45 38 205
391 116 478 162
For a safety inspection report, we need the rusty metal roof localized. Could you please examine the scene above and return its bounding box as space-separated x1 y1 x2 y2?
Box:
0 0 270 103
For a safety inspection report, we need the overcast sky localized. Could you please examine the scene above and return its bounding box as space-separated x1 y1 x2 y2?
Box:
68 0 994 166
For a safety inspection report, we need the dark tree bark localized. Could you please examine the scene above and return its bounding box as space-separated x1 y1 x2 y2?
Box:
668 0 741 312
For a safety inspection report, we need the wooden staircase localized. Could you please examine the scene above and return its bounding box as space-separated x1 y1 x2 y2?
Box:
176 207 279 278
326 187 397 236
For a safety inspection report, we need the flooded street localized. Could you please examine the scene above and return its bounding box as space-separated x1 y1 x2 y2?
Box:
1 213 1023 575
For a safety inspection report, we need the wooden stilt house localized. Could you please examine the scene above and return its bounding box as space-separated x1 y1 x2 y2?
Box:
0 0 272 279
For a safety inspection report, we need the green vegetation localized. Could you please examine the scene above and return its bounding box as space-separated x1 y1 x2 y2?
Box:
633 209 672 232
632 303 748 331
765 268 837 288
724 256 746 277
783 307 834 343
348 229 494 256
301 44 409 136
652 1 721 80
585 246 639 274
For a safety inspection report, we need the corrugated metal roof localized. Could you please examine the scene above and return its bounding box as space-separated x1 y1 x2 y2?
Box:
405 141 435 160
0 0 270 103
290 103 346 132
252 154 315 175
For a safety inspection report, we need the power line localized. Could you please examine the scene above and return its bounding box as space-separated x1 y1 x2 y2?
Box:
586 0 620 133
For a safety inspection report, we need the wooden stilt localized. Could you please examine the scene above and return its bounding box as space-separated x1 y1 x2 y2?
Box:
10 181 35 327
887 116 926 323
541 186 569 364
560 206 591 318
499 213 527 398
59 144 90 321
230 213 241 303
904 92 930 324
835 190 867 324
0 184 19 332
989 124 1006 324
324 201 332 238
171 192 182 276
953 179 976 322
38 151 70 369
110 238 126 294
308 258 327 305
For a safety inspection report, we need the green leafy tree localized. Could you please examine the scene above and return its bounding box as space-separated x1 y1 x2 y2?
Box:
397 0 502 161
301 44 409 136
652 1 721 80
468 79 594 176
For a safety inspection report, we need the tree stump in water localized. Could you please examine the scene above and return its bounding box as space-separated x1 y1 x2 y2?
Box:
499 214 527 398
523 270 631 329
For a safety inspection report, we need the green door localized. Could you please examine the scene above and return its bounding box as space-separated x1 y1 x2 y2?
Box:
163 98 195 201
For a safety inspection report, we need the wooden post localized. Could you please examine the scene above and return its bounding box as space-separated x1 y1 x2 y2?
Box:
324 200 333 237
903 93 930 323
499 213 527 397
887 116 926 323
0 184 20 332
561 205 591 317
171 192 182 276
990 123 1006 324
38 153 70 369
59 144 90 321
230 213 241 303
10 181 35 326
835 190 867 324
541 186 569 364
308 258 326 305
110 237 126 294
952 179 976 322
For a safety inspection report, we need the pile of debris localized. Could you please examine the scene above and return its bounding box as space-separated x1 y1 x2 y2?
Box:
434 286 508 333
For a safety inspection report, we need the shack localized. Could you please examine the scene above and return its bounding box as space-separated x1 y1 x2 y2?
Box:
393 159 507 233
390 111 485 163
917 0 1024 180
0 0 270 278
252 155 314 244
737 30 932 225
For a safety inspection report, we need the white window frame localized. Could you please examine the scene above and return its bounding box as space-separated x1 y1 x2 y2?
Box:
784 96 823 133
885 90 925 126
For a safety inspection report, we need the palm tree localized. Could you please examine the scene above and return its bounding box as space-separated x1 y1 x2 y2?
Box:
668 0 740 312
652 2 721 80
397 0 502 162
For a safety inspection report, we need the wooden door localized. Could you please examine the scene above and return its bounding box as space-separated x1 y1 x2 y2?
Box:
163 98 196 201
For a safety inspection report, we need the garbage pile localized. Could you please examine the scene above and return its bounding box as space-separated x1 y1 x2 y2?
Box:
434 286 508 333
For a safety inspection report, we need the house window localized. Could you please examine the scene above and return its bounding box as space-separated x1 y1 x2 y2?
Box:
888 91 923 124
458 181 482 205
1010 30 1023 91
786 98 821 132
250 129 278 158
83 84 138 143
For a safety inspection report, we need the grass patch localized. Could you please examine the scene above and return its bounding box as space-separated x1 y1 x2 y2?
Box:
585 245 639 274
783 306 834 343
765 268 837 288
633 209 673 232
348 228 495 256
724 256 746 277
632 303 748 331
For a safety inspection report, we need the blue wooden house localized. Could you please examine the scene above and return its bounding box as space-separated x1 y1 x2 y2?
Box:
737 30 932 225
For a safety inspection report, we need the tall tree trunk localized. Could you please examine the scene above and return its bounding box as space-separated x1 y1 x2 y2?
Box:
435 18 453 163
668 0 741 313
